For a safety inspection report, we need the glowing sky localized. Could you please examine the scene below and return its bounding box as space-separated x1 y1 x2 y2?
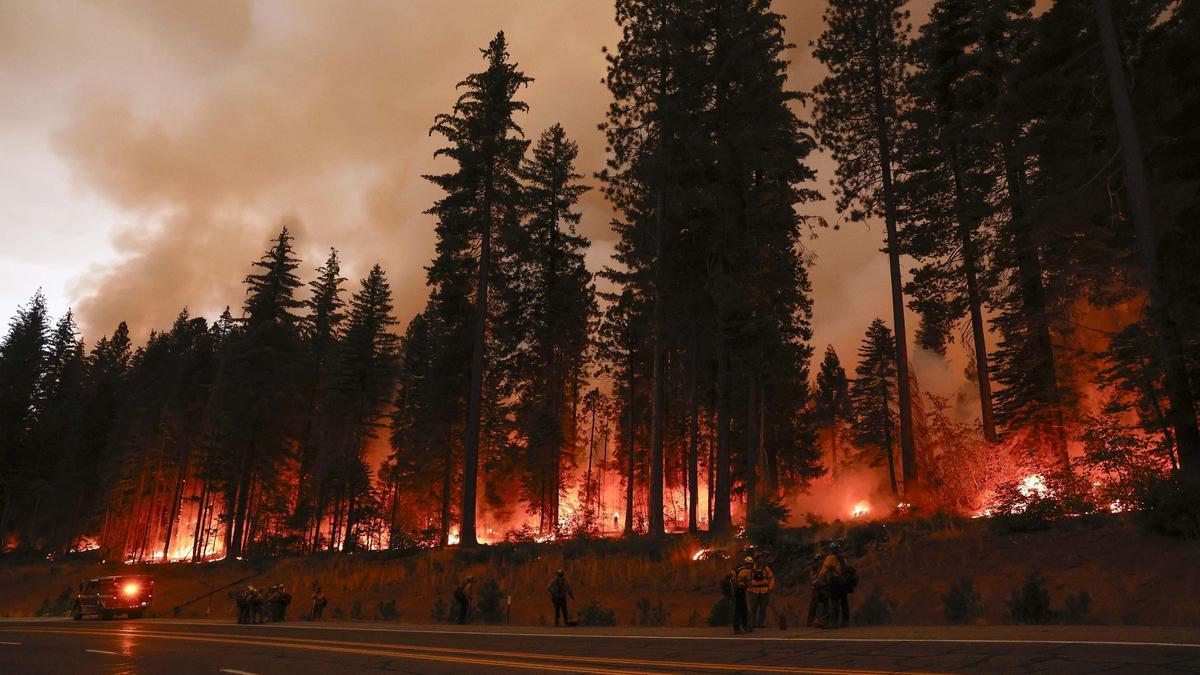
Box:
2 0 982 413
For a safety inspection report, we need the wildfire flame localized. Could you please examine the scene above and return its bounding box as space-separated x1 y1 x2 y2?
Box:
851 502 870 519
1019 474 1049 499
692 548 709 561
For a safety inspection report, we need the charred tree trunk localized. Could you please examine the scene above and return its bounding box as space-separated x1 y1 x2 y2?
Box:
624 363 636 535
687 347 699 534
712 322 733 533
948 144 997 442
867 11 918 492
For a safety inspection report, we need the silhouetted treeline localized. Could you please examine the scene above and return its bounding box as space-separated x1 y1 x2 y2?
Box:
1 0 1197 558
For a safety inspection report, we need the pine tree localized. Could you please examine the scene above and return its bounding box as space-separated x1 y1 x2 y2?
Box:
319 264 399 550
813 0 920 492
815 346 853 479
216 226 305 556
896 0 1000 442
0 291 49 542
850 319 900 497
425 31 531 545
296 248 346 549
501 123 595 532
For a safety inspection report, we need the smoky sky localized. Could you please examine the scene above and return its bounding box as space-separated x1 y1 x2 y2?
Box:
1 0 983 413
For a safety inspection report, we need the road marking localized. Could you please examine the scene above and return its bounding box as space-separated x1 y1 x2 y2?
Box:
219 669 260 675
85 648 120 655
3 627 935 675
223 623 1200 650
0 641 21 645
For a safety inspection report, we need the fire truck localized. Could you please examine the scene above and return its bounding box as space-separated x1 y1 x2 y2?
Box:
72 575 154 620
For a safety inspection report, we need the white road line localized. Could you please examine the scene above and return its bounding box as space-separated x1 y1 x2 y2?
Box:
54 620 1200 651
219 669 260 675
239 624 1200 650
0 641 21 645
85 648 120 655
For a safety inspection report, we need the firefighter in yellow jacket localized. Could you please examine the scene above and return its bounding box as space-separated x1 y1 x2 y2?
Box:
748 553 776 628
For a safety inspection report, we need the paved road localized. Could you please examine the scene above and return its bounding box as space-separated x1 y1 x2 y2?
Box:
1 619 1199 674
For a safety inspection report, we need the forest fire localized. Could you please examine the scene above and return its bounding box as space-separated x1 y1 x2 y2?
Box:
851 502 871 519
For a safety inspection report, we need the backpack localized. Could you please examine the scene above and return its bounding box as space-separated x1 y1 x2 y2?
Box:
753 568 765 582
719 572 734 598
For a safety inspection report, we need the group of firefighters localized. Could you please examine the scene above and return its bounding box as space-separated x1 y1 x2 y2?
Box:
233 542 854 630
727 540 856 633
234 583 293 624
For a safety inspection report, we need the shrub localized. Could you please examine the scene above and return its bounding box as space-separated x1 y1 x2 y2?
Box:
746 495 791 547
1137 475 1200 539
635 597 669 626
990 471 1096 533
855 586 894 625
706 595 733 626
475 578 505 623
942 577 983 625
577 600 617 627
1063 591 1092 624
35 587 74 617
377 599 398 621
1006 573 1056 624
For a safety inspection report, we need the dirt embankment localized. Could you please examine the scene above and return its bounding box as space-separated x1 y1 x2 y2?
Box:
1 518 1196 626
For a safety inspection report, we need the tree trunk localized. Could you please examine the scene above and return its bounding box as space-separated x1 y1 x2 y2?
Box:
1095 0 1200 479
687 347 699 534
1001 137 1069 465
948 144 998 442
460 173 494 547
624 366 636 536
868 13 918 492
744 375 759 512
712 323 733 532
882 382 898 499
648 192 667 537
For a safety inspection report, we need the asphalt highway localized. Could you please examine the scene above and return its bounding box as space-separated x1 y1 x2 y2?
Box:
1 619 1199 674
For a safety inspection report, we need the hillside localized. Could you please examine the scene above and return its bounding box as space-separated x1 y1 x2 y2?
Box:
2 516 1197 627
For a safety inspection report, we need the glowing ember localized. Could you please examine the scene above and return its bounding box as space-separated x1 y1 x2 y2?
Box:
851 502 870 519
896 502 912 511
692 548 709 561
447 527 461 546
1109 500 1127 514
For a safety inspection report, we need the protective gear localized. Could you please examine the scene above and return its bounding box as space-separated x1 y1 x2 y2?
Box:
744 556 754 563
829 540 843 553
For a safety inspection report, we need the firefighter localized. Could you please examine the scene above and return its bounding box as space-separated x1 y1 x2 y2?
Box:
235 586 251 624
805 551 826 627
310 585 327 620
748 553 775 628
814 540 853 628
268 584 291 622
547 569 574 627
733 556 754 634
454 575 474 624
249 585 265 624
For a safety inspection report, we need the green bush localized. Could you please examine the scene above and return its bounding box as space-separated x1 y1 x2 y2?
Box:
706 595 733 626
634 597 669 626
35 587 74 617
578 600 617 626
475 578 505 623
942 577 983 625
1006 573 1056 624
855 586 894 625
377 599 398 621
1063 591 1092 624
